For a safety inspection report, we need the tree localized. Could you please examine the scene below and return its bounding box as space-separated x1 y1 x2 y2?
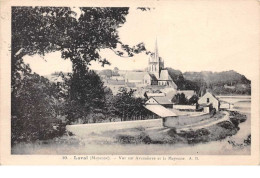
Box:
12 7 147 77
114 88 134 121
188 95 199 105
166 67 200 93
113 67 120 76
64 68 106 124
11 7 149 141
11 72 65 144
12 7 147 116
113 88 153 121
103 87 117 122
172 93 189 105
12 7 76 90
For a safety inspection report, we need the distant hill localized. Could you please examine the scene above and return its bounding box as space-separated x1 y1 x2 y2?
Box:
166 68 200 93
167 68 251 95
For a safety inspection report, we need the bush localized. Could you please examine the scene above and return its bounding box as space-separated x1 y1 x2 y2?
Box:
117 135 136 144
228 111 247 128
217 121 236 130
167 128 177 137
178 128 210 144
196 128 210 136
138 132 152 144
117 132 152 144
229 117 240 127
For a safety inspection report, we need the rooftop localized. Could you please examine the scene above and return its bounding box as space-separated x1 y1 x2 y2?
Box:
144 105 177 117
125 71 147 81
153 96 173 105
158 69 171 80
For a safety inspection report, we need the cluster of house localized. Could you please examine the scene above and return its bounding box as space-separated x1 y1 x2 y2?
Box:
145 91 220 113
99 40 177 97
98 40 223 116
144 91 223 128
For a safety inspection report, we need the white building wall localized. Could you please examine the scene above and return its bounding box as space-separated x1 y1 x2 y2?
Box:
143 74 152 85
198 92 219 111
145 98 159 105
127 80 143 83
173 105 196 110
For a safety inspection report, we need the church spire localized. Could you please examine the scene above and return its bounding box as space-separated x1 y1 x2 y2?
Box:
154 37 159 62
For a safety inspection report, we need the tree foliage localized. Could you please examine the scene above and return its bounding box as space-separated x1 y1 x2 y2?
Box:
172 93 199 105
166 67 201 93
172 93 189 105
63 68 107 124
11 71 65 144
188 95 199 105
183 71 251 95
113 88 153 121
11 7 150 143
12 7 147 75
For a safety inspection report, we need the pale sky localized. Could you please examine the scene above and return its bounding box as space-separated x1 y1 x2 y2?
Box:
24 1 259 80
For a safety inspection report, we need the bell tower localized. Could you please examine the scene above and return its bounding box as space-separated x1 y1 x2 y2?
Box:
148 38 164 78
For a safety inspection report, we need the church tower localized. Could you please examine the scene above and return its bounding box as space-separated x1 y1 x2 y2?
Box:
148 38 164 78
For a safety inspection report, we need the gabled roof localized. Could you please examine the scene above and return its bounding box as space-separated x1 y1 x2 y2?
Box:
158 69 171 80
153 96 173 105
144 105 177 117
149 73 157 80
168 80 178 89
199 92 219 102
210 93 220 101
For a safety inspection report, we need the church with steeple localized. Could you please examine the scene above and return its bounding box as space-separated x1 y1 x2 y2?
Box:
148 39 164 79
124 39 177 89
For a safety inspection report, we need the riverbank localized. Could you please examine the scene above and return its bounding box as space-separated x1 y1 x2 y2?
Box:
11 107 249 155
113 110 247 145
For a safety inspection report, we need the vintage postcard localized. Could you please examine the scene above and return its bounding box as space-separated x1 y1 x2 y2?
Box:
0 0 259 165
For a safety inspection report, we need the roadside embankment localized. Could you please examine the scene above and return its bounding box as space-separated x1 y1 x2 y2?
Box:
115 110 247 145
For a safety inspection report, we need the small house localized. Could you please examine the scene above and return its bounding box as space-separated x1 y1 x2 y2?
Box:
145 96 173 108
144 104 178 127
198 92 220 111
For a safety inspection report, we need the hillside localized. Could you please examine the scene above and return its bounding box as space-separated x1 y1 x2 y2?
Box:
167 68 251 95
166 68 201 93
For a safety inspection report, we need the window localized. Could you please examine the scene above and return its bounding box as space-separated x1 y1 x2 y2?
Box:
207 98 210 103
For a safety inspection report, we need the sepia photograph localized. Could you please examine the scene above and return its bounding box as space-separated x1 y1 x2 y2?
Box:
1 0 259 165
